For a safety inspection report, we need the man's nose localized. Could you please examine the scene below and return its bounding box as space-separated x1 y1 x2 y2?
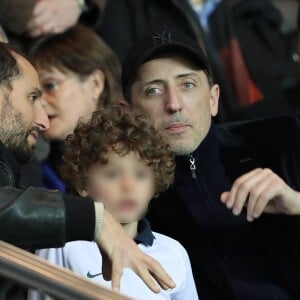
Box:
165 86 182 113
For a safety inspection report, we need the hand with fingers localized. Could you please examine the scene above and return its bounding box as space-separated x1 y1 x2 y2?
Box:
26 0 82 37
221 168 300 222
95 209 176 293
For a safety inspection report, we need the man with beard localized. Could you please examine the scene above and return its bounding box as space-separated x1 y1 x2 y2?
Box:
0 42 175 299
121 31 300 299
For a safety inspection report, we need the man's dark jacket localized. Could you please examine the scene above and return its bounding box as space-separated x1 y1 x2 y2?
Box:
0 143 95 299
148 116 300 300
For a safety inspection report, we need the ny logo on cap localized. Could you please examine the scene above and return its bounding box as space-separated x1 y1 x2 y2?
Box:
152 31 173 46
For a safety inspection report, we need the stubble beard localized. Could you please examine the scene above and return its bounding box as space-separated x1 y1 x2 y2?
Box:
0 99 35 163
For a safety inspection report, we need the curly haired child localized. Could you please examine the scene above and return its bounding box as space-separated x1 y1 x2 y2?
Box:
29 106 198 300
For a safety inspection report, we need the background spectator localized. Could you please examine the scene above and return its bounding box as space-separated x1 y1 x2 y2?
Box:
28 25 122 190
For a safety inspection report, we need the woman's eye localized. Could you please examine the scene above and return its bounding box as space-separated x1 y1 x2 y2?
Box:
42 82 58 92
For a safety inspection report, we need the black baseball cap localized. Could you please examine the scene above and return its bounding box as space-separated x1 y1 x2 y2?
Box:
122 30 212 100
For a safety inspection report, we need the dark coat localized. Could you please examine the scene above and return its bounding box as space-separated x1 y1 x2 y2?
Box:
147 116 300 299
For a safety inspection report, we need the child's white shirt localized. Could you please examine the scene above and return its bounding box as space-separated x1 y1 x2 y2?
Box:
28 226 198 300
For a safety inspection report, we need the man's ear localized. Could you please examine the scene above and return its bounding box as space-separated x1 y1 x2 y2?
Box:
210 84 220 117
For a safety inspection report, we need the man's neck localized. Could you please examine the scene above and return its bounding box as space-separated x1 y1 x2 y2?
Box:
122 221 138 239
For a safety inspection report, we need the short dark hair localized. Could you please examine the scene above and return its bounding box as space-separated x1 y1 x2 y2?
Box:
29 25 122 107
61 106 175 196
0 42 20 91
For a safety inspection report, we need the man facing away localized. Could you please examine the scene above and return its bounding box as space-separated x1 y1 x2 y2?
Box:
122 30 300 299
0 42 175 299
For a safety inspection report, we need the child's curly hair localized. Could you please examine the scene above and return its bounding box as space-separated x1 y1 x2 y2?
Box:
60 106 175 196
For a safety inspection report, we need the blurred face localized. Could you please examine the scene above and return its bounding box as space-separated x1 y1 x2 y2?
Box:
83 151 155 224
0 53 49 162
38 67 98 141
130 55 219 155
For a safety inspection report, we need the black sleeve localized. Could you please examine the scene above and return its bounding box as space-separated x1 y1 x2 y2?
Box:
0 187 95 249
64 193 95 242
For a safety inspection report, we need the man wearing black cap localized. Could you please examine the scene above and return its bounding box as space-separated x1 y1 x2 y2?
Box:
122 30 300 300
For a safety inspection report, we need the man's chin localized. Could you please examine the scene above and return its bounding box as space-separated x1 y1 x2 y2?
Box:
169 141 197 156
165 133 200 155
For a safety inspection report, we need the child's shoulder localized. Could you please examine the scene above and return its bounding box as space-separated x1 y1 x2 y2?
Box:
149 231 192 268
151 231 186 252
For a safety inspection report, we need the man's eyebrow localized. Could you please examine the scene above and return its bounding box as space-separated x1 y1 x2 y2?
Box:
142 79 165 86
176 72 201 79
142 72 201 85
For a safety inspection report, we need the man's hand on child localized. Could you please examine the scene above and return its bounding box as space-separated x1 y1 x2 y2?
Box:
95 208 176 292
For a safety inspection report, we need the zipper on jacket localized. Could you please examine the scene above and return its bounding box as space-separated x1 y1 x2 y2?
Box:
189 154 197 179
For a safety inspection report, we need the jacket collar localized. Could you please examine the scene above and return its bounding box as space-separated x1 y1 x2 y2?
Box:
175 118 261 181
134 218 155 246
